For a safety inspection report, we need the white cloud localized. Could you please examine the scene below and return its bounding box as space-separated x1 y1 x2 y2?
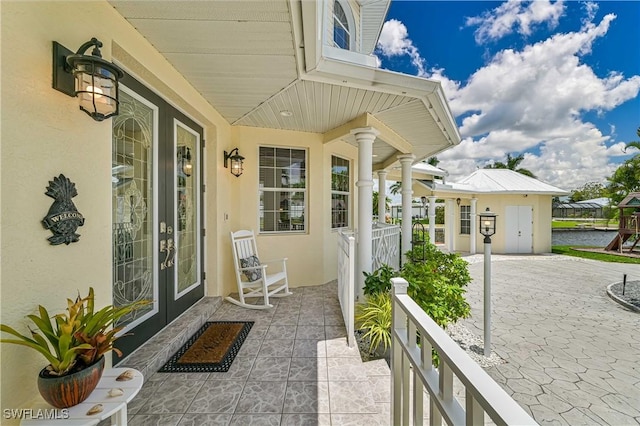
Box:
466 0 566 44
377 9 640 189
377 19 426 76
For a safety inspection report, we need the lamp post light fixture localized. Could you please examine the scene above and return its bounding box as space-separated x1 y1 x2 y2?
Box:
420 196 427 219
224 148 244 177
53 38 124 121
478 207 497 357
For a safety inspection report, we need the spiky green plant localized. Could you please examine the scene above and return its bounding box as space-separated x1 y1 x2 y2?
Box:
356 292 392 354
1 288 150 376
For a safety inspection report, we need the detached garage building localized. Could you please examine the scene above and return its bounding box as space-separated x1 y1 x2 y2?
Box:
413 169 569 254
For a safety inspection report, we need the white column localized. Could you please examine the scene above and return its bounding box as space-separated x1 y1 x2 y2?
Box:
353 127 379 301
377 170 388 224
446 198 455 252
470 198 478 255
428 196 437 244
398 154 415 263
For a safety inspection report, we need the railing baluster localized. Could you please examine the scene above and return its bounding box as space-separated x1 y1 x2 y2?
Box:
390 277 538 426
439 360 453 402
465 389 484 425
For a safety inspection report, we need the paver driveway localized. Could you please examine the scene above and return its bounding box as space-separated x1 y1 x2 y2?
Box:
461 254 640 425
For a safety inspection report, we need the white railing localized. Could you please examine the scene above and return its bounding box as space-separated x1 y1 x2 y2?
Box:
337 230 356 347
391 278 538 426
372 223 400 271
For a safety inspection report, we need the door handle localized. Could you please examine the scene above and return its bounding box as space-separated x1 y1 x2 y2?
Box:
160 239 167 270
166 238 175 268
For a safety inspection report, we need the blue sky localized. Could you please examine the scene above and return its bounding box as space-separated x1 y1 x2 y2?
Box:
375 0 640 190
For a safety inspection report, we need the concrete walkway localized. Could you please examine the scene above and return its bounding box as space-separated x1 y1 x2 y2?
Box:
461 254 640 425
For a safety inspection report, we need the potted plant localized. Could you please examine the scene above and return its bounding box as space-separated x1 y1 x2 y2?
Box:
0 287 149 408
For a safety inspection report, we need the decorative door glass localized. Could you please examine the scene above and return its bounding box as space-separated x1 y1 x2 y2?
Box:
175 121 200 297
112 88 158 328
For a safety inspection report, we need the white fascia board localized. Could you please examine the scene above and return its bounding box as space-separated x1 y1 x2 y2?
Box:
322 45 378 68
304 58 461 146
299 0 322 73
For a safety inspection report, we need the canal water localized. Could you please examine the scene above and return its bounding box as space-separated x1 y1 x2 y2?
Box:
552 229 618 246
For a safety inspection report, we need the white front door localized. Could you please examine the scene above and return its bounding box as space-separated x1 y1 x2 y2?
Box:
505 206 533 253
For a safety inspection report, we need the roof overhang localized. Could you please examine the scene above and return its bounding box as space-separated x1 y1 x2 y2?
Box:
110 0 460 168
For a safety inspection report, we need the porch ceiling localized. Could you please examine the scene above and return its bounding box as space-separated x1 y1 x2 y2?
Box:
109 0 460 168
109 0 298 122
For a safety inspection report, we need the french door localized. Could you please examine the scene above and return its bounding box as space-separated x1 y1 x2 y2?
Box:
111 74 204 361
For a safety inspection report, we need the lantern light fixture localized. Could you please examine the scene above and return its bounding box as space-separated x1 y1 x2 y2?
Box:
478 207 497 241
224 148 244 177
53 38 124 121
178 146 193 177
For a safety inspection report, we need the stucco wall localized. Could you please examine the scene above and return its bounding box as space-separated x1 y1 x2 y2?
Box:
224 126 357 295
0 0 229 416
470 194 552 254
412 184 555 254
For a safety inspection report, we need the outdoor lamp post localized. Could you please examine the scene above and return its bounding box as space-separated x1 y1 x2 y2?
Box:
479 207 497 356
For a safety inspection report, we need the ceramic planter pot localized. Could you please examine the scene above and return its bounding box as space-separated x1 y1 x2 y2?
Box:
37 356 105 408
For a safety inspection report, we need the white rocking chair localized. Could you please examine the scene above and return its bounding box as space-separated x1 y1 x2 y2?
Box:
227 229 292 309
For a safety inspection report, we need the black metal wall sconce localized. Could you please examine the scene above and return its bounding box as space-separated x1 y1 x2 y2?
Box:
52 38 124 121
224 148 244 177
178 146 193 177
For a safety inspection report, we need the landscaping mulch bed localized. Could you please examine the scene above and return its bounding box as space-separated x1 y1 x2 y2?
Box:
608 280 640 312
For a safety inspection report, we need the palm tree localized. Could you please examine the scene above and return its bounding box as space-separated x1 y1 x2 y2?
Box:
485 153 536 178
389 181 402 195
426 157 439 166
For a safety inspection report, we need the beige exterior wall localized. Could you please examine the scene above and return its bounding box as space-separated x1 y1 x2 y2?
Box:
0 1 230 415
224 127 358 296
413 185 555 255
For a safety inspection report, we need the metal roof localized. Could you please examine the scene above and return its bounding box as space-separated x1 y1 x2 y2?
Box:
554 203 604 209
455 169 568 195
417 169 568 195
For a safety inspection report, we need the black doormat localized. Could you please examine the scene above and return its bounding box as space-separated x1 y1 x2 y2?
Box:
159 321 253 373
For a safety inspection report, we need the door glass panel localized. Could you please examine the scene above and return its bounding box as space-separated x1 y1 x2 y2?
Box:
112 88 158 328
175 121 200 297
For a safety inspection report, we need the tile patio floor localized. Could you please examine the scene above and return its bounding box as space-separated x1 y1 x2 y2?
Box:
118 283 392 426
117 254 640 426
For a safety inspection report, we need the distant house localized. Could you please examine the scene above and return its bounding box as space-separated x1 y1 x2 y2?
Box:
413 169 569 254
552 197 609 219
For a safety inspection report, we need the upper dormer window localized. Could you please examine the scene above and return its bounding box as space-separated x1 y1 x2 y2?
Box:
333 0 351 50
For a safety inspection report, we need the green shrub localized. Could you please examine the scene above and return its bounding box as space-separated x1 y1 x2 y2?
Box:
401 243 471 328
355 292 392 353
362 264 397 296
357 242 471 356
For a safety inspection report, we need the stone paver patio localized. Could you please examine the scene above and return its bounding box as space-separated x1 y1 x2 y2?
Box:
462 254 640 425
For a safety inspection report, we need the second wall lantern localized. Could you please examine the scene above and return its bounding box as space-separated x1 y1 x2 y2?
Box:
53 38 124 121
224 148 244 177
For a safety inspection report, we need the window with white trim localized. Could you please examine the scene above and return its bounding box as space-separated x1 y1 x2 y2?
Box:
331 155 350 229
259 147 307 233
333 0 351 50
460 205 471 235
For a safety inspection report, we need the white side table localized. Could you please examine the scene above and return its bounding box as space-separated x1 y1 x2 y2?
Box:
21 368 143 426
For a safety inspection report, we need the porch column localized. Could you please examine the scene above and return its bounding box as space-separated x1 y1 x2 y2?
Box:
470 197 478 254
428 196 437 244
353 127 379 301
377 170 388 224
446 198 455 252
398 154 415 263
